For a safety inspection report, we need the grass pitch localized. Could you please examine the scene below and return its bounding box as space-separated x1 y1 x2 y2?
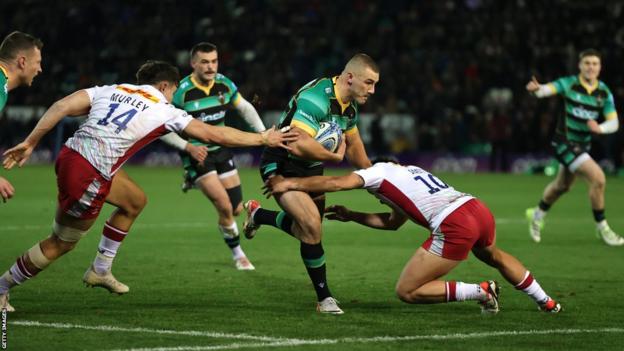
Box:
1 165 623 350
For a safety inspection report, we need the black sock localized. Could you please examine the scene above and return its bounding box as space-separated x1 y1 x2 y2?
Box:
538 199 551 211
300 242 331 301
592 209 605 222
223 236 240 249
253 208 294 236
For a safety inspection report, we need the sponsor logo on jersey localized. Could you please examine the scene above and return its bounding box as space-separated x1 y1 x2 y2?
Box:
571 106 598 120
200 110 226 122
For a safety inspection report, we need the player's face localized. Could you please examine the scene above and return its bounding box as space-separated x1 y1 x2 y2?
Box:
349 67 379 105
579 55 601 82
191 50 218 84
20 47 42 87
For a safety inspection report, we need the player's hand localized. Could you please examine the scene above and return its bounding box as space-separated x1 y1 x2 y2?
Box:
526 76 541 92
186 144 208 163
262 175 290 198
325 205 352 222
3 141 35 169
0 176 15 203
587 119 601 134
262 126 299 150
331 137 347 163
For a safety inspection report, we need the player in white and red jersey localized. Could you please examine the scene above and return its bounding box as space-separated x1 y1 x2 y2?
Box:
0 61 297 312
261 158 562 314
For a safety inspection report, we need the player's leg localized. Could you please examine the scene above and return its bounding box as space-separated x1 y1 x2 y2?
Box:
526 164 575 242
1 210 96 310
206 165 253 270
83 169 147 293
472 244 561 312
397 201 499 313
1 147 105 310
574 158 624 246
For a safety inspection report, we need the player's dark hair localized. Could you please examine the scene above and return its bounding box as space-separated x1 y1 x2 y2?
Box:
0 31 43 61
136 60 180 85
579 49 601 61
348 53 380 73
371 156 399 165
190 42 217 58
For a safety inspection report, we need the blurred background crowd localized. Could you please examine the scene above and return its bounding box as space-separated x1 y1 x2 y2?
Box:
1 0 623 172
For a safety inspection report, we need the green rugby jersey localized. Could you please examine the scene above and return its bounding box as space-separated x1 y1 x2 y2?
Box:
0 66 9 112
548 75 616 145
172 73 240 150
271 77 359 167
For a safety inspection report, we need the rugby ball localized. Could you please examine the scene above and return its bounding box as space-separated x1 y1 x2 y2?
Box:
315 122 343 152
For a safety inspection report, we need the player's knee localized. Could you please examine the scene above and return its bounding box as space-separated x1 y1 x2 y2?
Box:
52 220 88 248
395 286 423 304
591 175 606 190
554 182 571 195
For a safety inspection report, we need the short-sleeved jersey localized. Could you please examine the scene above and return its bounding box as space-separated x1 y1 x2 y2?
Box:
0 66 9 112
65 84 193 180
266 76 360 167
172 73 239 151
354 163 474 230
550 75 616 145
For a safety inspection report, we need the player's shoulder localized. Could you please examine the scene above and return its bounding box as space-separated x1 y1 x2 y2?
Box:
598 80 613 93
177 75 194 92
297 78 332 106
213 73 237 92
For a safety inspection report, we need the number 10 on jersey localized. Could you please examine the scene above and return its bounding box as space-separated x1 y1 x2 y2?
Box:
413 174 449 194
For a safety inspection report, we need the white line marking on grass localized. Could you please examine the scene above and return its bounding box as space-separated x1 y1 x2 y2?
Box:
10 320 291 343
111 327 624 351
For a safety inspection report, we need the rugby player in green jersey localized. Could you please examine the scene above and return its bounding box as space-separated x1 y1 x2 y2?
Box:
160 43 266 270
0 31 42 203
525 49 623 246
243 54 379 314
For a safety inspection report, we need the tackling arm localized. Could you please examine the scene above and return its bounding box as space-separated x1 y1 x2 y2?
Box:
182 120 297 149
325 205 408 230
3 90 91 169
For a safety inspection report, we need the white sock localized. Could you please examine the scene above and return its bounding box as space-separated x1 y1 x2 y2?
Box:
534 208 546 221
597 220 608 230
0 271 16 294
515 271 549 305
455 282 487 302
219 223 245 260
93 222 128 274
93 253 114 274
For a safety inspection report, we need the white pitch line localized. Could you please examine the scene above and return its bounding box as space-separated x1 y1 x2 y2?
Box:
113 327 624 351
10 320 294 343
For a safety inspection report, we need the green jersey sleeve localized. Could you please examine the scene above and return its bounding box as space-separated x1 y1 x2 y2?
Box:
603 88 616 117
290 94 328 136
0 74 8 112
551 76 576 95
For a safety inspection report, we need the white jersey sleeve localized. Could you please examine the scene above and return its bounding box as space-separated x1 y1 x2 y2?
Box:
354 163 387 189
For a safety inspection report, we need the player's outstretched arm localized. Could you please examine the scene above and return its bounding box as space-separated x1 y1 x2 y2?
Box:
325 205 408 230
287 127 345 163
3 90 91 169
263 173 364 197
526 76 557 98
183 121 298 149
